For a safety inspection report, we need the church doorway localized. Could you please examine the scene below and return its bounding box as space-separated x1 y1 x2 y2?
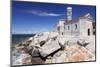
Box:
88 29 90 36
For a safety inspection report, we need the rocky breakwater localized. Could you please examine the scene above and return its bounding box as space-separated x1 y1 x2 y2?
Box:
12 32 95 66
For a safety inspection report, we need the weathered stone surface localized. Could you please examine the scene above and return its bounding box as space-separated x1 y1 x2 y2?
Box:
34 32 49 41
28 41 40 56
53 51 63 58
32 57 45 64
39 39 61 57
45 59 52 63
52 51 68 63
85 36 95 54
39 41 46 46
38 32 49 42
15 45 27 53
28 37 34 41
58 37 67 49
29 32 49 47
30 38 39 46
77 39 89 47
32 47 40 57
49 32 59 39
65 45 94 62
55 52 67 63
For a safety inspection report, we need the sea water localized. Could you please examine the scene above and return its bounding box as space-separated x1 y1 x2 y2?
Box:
12 34 35 45
11 34 35 65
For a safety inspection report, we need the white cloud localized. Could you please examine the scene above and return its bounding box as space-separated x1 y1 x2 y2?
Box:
28 10 63 17
38 12 62 16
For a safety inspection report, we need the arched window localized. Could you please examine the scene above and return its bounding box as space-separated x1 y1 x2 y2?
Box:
57 26 60 31
88 29 90 36
68 26 70 30
75 24 77 29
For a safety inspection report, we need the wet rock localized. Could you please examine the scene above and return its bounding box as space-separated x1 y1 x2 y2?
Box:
45 56 52 63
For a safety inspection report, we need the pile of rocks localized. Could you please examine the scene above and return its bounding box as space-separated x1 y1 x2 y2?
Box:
12 32 95 66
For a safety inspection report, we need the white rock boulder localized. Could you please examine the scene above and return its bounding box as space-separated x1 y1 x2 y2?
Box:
39 39 61 57
49 32 59 39
77 39 89 47
58 37 67 48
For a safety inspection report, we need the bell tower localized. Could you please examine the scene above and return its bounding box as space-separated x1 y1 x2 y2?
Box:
67 7 72 21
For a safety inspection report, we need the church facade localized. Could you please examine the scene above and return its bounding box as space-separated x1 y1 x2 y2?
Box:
56 7 95 38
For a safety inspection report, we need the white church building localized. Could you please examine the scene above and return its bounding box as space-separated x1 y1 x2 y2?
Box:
56 7 95 38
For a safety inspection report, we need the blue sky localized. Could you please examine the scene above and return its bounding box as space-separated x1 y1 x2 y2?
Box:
12 1 96 34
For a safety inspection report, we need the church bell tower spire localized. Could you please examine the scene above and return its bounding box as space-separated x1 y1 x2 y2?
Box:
67 7 72 22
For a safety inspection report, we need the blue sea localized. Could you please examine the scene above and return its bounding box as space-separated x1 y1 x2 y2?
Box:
11 34 35 65
12 34 35 46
